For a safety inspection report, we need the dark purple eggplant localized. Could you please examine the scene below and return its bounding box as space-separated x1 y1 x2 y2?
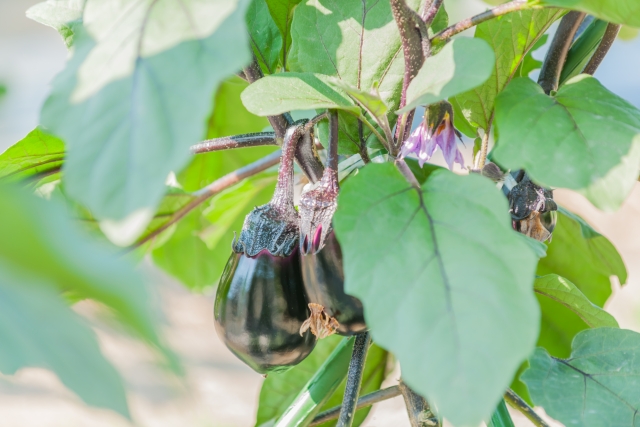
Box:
214 249 314 373
214 121 316 374
298 110 367 338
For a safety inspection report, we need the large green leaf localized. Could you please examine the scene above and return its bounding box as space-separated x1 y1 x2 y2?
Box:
288 0 422 153
41 0 251 221
241 72 360 116
455 9 564 131
535 274 618 358
0 128 64 182
0 267 128 416
248 0 283 74
255 336 388 427
523 328 640 426
333 163 539 427
26 0 84 47
540 0 640 28
493 76 640 211
537 208 627 307
399 38 495 113
265 0 302 68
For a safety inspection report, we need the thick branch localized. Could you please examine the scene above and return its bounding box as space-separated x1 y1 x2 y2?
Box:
336 332 371 427
538 11 586 94
399 380 440 427
583 23 621 75
432 0 531 43
421 0 443 28
190 132 277 154
130 150 282 249
504 389 550 427
310 386 401 426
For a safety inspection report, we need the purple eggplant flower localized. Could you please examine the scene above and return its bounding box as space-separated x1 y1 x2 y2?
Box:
400 101 464 170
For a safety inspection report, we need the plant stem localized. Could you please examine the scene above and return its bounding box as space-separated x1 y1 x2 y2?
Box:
328 110 339 171
190 132 277 154
504 389 550 427
274 338 355 427
431 0 532 44
398 380 440 427
395 158 421 190
538 11 586 94
310 386 402 426
421 0 443 27
336 332 371 427
129 150 282 250
583 23 621 75
475 117 493 170
488 399 516 427
357 120 372 164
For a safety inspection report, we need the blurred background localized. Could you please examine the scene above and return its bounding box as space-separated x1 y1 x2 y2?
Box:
1 0 639 426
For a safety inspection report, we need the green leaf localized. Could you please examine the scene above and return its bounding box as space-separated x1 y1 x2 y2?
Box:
0 184 175 370
535 274 618 358
493 76 640 211
539 0 640 28
241 72 360 116
265 0 302 68
288 0 422 153
560 19 608 85
41 0 251 221
523 328 640 426
333 163 539 427
0 268 128 417
247 0 283 74
537 208 627 307
398 38 495 113
255 336 388 427
0 128 64 183
455 9 564 131
26 0 84 47
515 34 548 78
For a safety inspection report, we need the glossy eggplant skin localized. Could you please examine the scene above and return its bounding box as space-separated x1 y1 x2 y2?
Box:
301 232 366 336
214 249 316 374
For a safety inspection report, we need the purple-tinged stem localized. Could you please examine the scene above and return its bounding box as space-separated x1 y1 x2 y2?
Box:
190 132 277 154
272 123 306 210
422 0 443 27
328 110 339 171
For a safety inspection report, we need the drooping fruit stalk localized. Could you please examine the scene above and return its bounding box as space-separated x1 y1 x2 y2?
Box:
214 122 316 374
299 110 367 338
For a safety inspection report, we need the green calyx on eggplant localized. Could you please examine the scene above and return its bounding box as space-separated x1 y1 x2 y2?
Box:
481 163 558 242
298 110 367 338
215 121 316 374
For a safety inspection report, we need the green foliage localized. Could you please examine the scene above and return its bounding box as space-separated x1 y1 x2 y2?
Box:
248 0 283 74
256 336 388 427
399 38 495 113
539 0 640 28
538 208 626 306
265 0 302 68
455 8 564 131
523 328 640 426
41 0 252 221
535 274 618 358
560 19 609 85
494 76 640 211
333 163 539 427
0 184 176 416
0 128 64 183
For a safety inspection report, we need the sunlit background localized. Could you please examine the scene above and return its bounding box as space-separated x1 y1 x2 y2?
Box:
1 1 639 426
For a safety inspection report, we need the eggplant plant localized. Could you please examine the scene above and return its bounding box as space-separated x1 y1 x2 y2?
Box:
1 0 640 426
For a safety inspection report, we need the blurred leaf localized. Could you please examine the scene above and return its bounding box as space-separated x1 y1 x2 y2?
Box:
241 72 360 116
515 34 548 78
523 328 640 426
255 336 388 427
399 38 495 113
540 0 640 28
0 267 128 417
0 184 180 414
493 76 640 211
455 9 564 131
535 274 618 358
618 25 639 40
537 207 626 307
41 0 251 221
265 0 302 68
27 0 84 47
559 19 608 85
248 0 283 74
288 0 422 154
0 128 64 183
333 163 539 427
